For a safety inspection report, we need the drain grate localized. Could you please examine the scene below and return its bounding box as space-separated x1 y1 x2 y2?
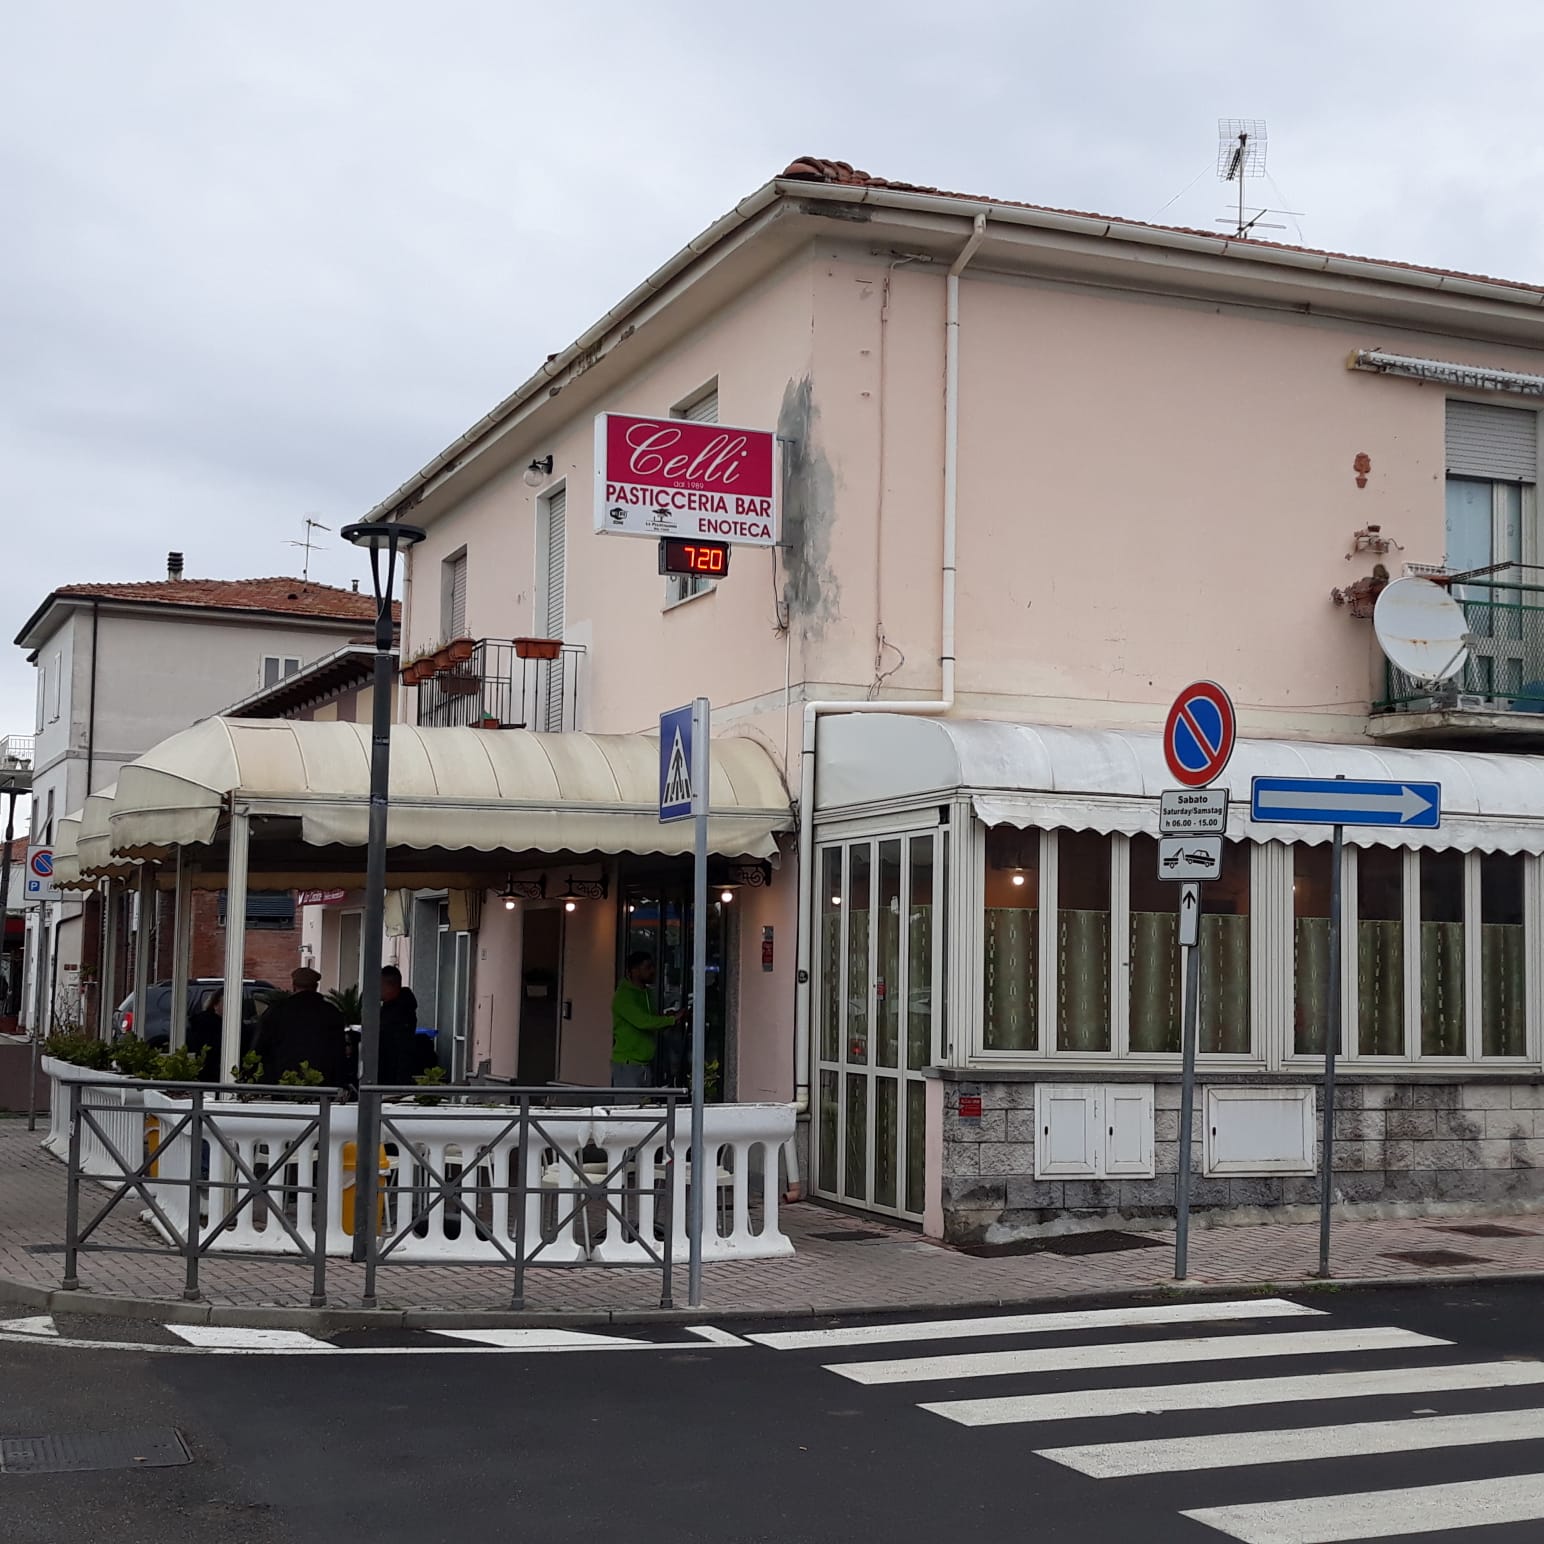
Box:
958 1231 1166 1259
808 1229 891 1243
1441 1223 1539 1240
0 1429 190 1474
1384 1248 1491 1268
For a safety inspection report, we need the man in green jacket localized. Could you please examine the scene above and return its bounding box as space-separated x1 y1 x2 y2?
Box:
611 950 683 1087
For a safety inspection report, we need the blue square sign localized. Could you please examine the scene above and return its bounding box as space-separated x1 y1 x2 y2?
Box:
659 704 694 822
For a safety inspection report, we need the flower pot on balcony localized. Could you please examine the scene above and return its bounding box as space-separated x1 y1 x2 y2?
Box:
433 647 455 673
447 638 475 663
513 637 563 661
479 716 502 729
402 662 425 687
441 675 480 697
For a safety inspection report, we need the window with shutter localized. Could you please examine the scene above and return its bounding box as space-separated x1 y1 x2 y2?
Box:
1442 402 1538 579
540 488 567 731
442 550 468 639
667 384 720 604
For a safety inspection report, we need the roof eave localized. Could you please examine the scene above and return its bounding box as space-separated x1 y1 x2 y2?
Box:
359 175 1544 526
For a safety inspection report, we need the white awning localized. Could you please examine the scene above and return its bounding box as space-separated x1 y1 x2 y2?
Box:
815 714 1544 853
96 718 790 865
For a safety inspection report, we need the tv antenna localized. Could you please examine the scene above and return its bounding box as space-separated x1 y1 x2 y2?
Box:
1215 119 1298 239
287 515 330 581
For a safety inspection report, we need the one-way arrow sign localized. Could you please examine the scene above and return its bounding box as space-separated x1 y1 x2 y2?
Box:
1179 882 1200 947
1250 776 1441 830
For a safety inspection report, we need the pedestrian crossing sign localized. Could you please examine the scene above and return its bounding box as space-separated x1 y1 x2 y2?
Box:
659 704 694 822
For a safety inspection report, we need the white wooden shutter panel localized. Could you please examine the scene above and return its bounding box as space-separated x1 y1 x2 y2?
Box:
541 488 566 732
1446 401 1538 481
447 553 468 638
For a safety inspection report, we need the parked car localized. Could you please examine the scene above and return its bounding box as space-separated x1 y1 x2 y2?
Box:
113 979 275 1046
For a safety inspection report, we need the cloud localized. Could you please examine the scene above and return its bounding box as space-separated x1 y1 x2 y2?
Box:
4 0 1544 746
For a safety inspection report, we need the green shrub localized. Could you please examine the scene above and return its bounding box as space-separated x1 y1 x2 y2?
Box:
233 1049 265 1084
412 1064 447 1104
278 1061 325 1088
110 1036 161 1078
326 984 363 1024
153 1046 208 1083
42 1033 116 1071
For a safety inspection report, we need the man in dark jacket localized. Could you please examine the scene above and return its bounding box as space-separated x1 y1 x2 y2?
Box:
378 965 437 1086
254 967 350 1087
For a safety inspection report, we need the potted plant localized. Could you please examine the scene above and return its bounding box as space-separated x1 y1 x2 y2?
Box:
479 715 502 729
513 637 563 661
433 644 455 673
447 637 475 664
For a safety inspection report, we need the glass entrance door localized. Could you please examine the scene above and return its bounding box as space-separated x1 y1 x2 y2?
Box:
814 828 942 1219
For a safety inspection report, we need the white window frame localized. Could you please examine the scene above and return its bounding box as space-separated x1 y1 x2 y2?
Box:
1282 843 1541 1072
47 651 61 723
968 825 1262 1071
260 655 302 690
664 380 720 609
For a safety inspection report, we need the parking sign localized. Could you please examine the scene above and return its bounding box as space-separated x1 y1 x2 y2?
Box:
25 845 58 904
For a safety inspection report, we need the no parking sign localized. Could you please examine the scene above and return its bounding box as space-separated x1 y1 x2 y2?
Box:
24 845 58 904
1163 681 1236 789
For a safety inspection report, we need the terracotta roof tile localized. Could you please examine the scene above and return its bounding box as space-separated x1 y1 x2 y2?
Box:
46 577 396 624
778 157 1544 297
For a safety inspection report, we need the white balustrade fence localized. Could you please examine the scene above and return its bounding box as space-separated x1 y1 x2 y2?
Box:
44 1065 796 1266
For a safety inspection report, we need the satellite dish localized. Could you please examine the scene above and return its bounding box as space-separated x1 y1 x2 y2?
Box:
1373 577 1471 682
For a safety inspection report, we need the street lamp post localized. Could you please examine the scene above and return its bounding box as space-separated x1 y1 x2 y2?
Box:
341 519 425 1278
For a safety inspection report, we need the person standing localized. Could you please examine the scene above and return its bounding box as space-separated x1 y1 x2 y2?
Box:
378 965 436 1085
610 951 683 1088
253 967 350 1087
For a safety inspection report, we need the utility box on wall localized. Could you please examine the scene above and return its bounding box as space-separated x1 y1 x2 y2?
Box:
1203 1086 1316 1176
1034 1084 1155 1180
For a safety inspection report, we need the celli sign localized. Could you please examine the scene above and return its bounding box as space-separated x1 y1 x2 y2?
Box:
593 412 780 545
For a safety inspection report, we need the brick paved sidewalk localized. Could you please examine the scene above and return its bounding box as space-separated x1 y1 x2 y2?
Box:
3 1116 1543 1323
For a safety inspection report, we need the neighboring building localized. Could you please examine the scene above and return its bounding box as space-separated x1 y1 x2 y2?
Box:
58 159 1544 1241
216 643 396 1002
12 555 386 1032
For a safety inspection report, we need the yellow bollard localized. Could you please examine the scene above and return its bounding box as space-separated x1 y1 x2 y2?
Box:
145 1115 161 1179
340 1140 390 1234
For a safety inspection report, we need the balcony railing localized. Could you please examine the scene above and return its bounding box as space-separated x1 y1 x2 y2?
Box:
414 639 586 732
1376 571 1544 716
0 735 35 770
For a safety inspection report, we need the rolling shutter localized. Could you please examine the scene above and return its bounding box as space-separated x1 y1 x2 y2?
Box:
1446 401 1538 482
681 388 718 424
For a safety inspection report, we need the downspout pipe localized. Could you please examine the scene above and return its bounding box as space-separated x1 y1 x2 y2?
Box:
790 214 986 1156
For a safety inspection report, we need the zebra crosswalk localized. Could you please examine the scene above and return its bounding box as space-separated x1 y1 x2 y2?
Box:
757 1294 1544 1543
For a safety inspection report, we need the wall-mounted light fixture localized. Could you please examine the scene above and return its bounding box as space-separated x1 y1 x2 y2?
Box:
560 874 608 903
523 454 555 488
501 875 547 909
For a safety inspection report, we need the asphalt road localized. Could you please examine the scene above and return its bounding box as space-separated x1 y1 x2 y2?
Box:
4 1283 1544 1543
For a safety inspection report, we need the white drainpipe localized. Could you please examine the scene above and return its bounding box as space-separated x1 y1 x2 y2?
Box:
790 213 987 1153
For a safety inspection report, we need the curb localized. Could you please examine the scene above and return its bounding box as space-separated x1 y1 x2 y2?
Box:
4 1267 1544 1333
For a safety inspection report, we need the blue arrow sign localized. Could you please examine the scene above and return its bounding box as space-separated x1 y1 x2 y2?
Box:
1250 776 1441 829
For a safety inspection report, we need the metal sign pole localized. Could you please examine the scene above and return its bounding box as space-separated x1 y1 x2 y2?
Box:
28 901 54 1134
688 697 710 1309
1173 887 1203 1280
1318 822 1344 1278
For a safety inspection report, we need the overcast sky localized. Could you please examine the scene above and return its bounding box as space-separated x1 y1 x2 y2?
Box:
5 0 1544 749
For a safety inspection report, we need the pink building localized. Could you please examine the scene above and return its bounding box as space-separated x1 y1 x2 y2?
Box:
63 158 1544 1244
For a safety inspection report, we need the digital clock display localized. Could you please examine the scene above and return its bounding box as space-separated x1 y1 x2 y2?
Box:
657 539 731 577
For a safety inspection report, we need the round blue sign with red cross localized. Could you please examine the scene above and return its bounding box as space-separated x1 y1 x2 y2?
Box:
1164 681 1236 788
